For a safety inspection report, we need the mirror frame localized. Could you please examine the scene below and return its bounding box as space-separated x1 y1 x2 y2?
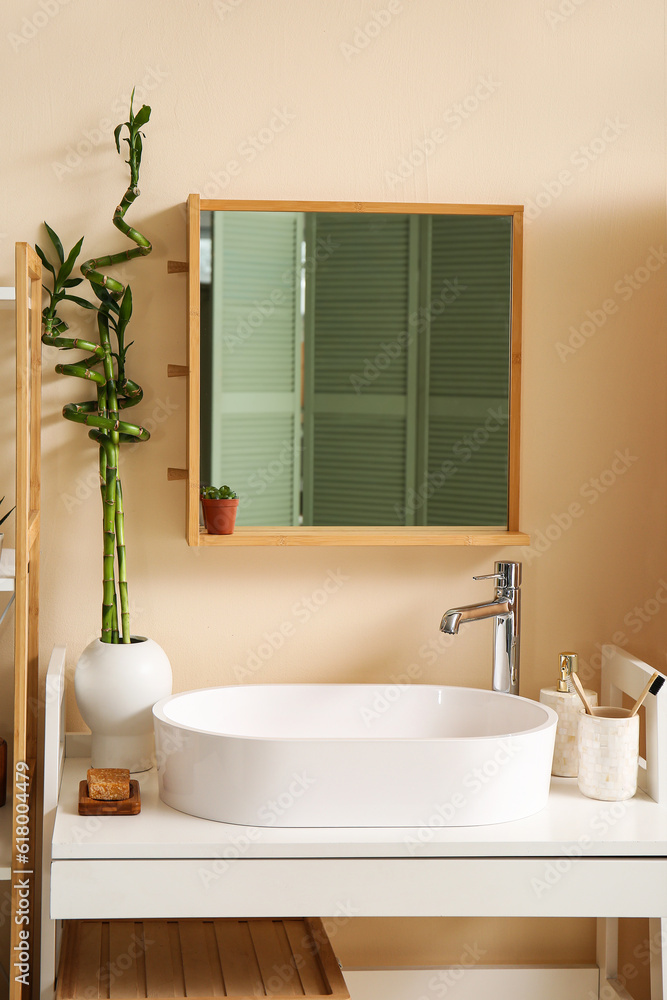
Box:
175 194 529 546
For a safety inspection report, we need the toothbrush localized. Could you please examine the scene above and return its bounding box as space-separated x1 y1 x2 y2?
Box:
629 671 665 717
570 672 595 715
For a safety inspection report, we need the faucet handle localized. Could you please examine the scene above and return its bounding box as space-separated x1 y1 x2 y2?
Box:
473 562 522 588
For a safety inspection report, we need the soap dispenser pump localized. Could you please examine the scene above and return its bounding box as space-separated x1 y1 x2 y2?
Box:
540 652 598 777
557 654 573 693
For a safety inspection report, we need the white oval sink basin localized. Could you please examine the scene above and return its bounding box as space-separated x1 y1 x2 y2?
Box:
153 684 557 828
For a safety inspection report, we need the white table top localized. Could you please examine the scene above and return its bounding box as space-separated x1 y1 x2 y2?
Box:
52 756 667 861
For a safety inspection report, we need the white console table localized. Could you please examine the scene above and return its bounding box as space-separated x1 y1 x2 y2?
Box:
42 646 667 1000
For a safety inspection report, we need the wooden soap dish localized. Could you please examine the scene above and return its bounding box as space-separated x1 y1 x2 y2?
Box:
78 779 141 816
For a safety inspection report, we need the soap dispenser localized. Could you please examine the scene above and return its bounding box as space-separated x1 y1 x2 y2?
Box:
539 652 598 777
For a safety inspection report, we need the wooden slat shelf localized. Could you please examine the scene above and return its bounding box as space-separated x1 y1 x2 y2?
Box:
56 918 349 1000
197 526 530 547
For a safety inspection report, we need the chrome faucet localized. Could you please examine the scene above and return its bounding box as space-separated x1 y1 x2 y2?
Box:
440 561 521 695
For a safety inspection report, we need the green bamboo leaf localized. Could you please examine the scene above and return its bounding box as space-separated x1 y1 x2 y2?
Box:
113 123 123 155
133 105 151 128
91 286 120 312
63 277 83 287
118 286 132 324
59 259 76 282
59 235 84 281
65 235 84 265
35 245 56 275
0 504 15 527
63 294 98 310
44 223 64 263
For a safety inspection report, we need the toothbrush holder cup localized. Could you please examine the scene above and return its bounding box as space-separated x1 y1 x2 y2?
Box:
577 707 639 801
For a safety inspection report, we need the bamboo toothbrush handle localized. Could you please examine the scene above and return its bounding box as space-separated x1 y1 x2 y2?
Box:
630 671 660 717
570 672 594 715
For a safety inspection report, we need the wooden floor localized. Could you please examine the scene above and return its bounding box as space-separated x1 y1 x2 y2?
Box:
56 918 349 1000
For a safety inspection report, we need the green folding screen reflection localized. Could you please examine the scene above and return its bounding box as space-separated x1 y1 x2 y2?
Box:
201 211 511 527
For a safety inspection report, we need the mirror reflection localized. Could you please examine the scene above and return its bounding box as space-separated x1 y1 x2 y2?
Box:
200 210 514 527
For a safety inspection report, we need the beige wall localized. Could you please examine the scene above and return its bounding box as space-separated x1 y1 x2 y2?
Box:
1 0 665 993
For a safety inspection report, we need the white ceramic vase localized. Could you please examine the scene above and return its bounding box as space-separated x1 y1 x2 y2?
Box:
74 636 172 773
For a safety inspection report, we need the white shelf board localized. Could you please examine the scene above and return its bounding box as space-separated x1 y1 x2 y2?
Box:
0 287 31 310
344 967 600 1000
52 756 667 861
0 548 15 591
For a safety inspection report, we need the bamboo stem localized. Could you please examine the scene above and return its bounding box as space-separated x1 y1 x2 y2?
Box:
99 436 117 643
99 445 119 644
39 94 152 643
97 309 123 643
115 479 130 643
112 594 119 645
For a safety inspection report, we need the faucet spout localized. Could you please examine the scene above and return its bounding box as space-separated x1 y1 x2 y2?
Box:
439 562 521 695
440 600 512 634
440 609 463 634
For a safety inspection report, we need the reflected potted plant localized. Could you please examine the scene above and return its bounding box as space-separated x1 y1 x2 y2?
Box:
37 92 172 772
0 497 15 559
200 484 239 535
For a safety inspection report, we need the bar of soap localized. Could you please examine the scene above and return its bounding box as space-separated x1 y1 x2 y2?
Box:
87 768 130 801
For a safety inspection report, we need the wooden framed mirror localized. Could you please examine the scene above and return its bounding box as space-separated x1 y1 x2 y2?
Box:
172 196 529 546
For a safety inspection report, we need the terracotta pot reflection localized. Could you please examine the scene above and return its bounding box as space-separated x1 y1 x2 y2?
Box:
201 498 239 534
